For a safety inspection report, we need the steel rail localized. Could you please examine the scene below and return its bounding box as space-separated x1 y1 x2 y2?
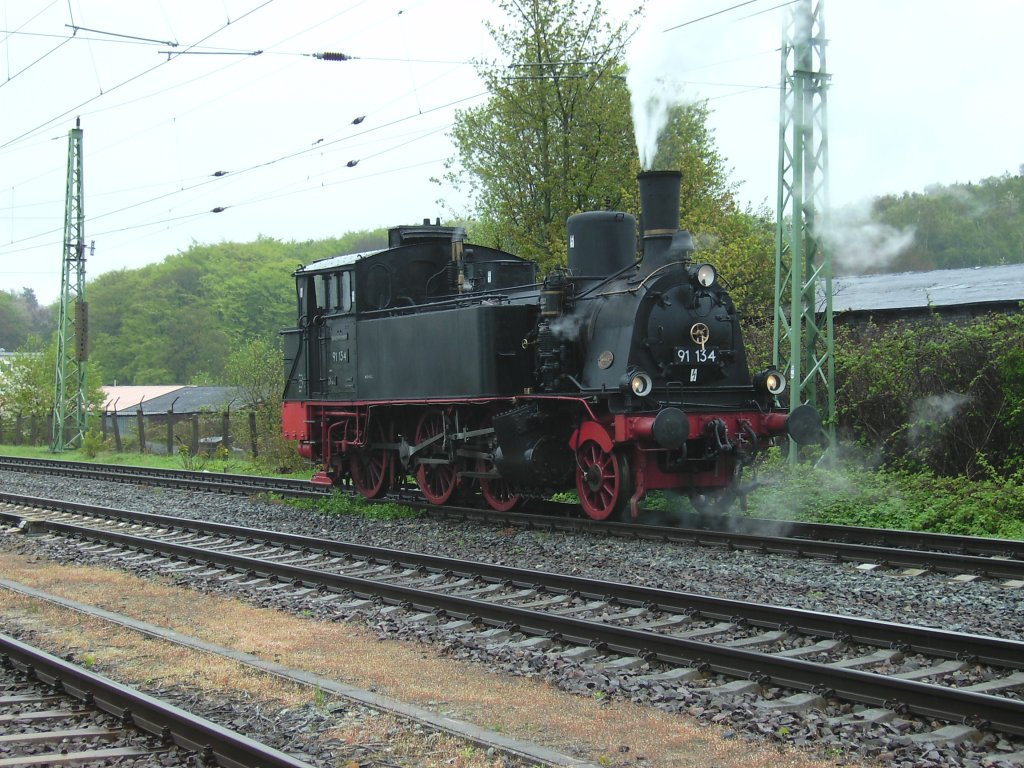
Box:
0 455 326 498
4 454 1024 570
12 507 1024 736
0 633 315 768
431 503 1024 580
4 454 1024 582
628 508 1024 560
2 494 1021 666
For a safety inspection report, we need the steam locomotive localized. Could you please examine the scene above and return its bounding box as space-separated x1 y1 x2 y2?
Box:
282 171 822 520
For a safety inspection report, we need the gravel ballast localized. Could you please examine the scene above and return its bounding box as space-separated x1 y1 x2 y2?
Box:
3 469 1024 767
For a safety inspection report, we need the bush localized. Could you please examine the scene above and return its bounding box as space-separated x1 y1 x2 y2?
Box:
80 428 107 458
283 491 420 521
834 311 1024 476
746 451 1024 539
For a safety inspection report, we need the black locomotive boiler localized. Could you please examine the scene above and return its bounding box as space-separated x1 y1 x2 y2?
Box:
282 171 822 519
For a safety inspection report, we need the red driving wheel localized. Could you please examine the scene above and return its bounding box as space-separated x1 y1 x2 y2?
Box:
414 410 457 505
575 441 631 521
350 419 392 499
478 458 521 512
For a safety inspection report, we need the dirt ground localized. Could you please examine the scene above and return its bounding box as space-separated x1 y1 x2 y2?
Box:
0 543 849 768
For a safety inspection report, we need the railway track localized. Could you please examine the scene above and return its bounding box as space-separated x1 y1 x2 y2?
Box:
0 455 326 499
2 454 1023 582
0 631 314 768
4 495 1024 741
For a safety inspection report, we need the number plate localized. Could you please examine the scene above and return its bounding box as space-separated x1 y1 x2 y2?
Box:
675 348 719 365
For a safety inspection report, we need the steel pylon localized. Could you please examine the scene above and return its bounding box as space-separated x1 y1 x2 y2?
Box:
51 119 88 451
773 0 835 458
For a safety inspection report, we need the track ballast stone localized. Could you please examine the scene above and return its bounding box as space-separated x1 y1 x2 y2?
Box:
3 469 1024 767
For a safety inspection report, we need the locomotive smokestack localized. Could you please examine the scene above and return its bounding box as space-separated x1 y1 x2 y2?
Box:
638 170 688 270
638 170 681 238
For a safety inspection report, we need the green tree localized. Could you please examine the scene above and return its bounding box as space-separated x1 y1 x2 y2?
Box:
86 236 351 385
223 335 301 471
867 171 1024 273
0 335 104 419
446 0 642 272
224 336 283 410
0 288 53 351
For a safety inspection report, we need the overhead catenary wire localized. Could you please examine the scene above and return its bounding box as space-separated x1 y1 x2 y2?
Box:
64 24 178 47
0 89 473 255
0 0 480 204
663 0 765 32
0 0 277 151
2 1 650 300
1 16 486 246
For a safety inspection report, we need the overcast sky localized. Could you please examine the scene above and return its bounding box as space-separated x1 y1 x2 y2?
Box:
1 0 1021 305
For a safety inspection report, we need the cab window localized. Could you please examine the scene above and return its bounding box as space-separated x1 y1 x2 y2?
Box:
340 271 354 312
315 274 339 312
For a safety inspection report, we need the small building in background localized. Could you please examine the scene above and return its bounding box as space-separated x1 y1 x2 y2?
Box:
829 263 1024 331
101 385 245 455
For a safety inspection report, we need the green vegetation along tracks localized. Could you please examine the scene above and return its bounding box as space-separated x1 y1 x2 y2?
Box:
4 495 1024 738
0 454 327 498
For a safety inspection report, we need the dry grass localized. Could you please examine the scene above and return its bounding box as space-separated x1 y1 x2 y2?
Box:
0 545 849 768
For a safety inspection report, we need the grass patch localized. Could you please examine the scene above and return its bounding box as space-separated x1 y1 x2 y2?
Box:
745 450 1024 540
0 443 312 479
283 490 421 521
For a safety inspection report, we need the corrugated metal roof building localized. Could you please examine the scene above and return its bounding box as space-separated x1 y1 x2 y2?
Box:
99 386 247 455
828 264 1024 325
101 386 242 414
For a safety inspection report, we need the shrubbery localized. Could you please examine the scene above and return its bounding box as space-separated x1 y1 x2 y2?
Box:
746 451 1024 539
744 309 1024 477
738 311 1024 536
834 311 1024 476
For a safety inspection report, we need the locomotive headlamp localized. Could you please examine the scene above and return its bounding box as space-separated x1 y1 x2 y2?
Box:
753 368 787 396
690 263 717 288
630 372 654 397
621 369 654 398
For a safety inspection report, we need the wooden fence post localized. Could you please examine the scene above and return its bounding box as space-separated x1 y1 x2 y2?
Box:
137 409 146 453
191 414 199 455
112 412 122 452
166 410 175 456
249 411 258 458
222 411 231 451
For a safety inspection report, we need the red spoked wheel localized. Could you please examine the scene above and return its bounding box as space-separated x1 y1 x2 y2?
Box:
575 441 631 521
478 458 521 512
350 419 393 499
414 410 458 505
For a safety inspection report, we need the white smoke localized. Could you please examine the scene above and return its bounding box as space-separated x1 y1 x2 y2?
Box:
907 393 971 446
819 199 916 274
625 6 692 170
547 313 583 340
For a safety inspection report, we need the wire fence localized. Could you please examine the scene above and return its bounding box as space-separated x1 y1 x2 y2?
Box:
0 410 261 458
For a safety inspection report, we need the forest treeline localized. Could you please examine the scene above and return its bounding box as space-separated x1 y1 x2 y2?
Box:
1 229 387 383
867 171 1024 271
1 171 1022 385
